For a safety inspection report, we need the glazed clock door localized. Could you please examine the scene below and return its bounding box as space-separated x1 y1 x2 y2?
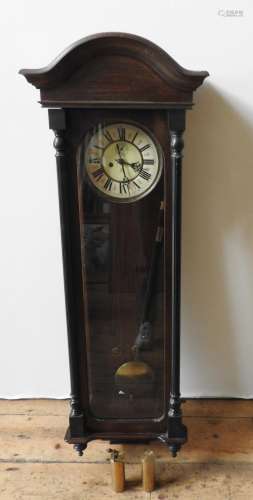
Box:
76 115 168 421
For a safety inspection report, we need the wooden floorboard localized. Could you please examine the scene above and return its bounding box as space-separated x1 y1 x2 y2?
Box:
1 398 253 417
0 399 253 499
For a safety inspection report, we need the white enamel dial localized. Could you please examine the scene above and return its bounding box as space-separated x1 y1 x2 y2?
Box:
85 122 163 202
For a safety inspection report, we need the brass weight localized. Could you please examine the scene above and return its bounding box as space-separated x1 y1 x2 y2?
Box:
108 449 125 493
142 450 155 492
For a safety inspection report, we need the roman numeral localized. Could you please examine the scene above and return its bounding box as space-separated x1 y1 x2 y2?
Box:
131 132 138 144
119 182 128 194
143 159 154 165
118 127 126 141
133 181 141 189
92 167 104 180
139 169 151 181
103 130 113 143
104 177 113 191
140 144 151 153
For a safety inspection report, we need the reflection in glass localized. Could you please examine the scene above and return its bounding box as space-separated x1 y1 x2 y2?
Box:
77 127 165 419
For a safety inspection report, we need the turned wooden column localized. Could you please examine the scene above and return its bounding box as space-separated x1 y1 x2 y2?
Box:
49 109 86 455
167 109 187 456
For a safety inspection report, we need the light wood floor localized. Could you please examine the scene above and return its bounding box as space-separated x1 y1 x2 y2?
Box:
0 399 253 499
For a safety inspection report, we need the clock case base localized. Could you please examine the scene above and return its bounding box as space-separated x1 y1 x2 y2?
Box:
65 420 187 458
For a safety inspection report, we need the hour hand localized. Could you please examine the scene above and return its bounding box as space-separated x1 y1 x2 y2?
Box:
115 157 140 171
127 161 141 171
116 158 124 165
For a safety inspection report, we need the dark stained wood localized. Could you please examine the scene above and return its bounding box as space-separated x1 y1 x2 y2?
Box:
67 108 170 436
20 33 208 458
49 109 88 439
19 33 208 108
47 107 187 453
167 110 187 456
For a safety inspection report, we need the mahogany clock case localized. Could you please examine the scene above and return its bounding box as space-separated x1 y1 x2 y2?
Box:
19 33 208 455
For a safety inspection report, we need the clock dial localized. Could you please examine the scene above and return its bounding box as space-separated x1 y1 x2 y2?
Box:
85 123 163 202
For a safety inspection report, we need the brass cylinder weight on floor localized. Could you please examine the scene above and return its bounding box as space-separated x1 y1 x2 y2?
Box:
108 448 125 493
142 450 155 492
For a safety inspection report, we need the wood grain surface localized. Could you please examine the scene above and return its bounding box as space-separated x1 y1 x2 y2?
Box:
0 399 253 499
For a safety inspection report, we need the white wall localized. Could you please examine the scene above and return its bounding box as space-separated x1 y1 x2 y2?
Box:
1 0 253 398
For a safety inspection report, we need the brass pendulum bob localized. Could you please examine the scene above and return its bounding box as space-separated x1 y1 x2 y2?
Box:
114 201 164 398
114 346 154 397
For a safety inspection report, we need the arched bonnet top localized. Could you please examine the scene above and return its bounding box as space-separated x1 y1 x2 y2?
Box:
19 32 209 108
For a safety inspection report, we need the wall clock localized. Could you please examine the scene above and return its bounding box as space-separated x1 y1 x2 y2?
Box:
20 33 208 457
